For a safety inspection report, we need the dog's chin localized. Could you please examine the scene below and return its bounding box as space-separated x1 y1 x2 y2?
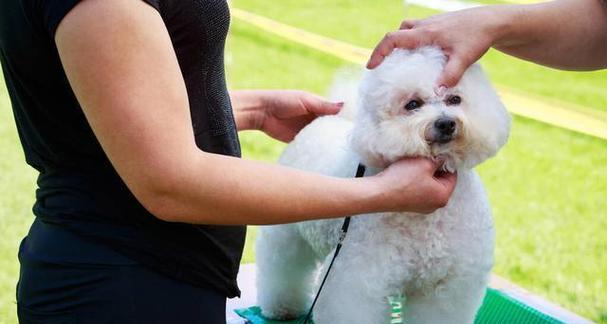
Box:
359 147 458 174
435 155 458 173
355 133 464 172
423 133 464 173
425 142 451 172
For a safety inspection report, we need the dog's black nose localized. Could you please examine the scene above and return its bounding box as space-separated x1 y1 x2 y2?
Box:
434 118 456 136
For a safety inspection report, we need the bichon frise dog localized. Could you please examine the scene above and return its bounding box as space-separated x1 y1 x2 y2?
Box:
256 47 510 324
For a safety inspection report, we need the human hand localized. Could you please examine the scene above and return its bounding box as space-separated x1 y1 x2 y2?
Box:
257 90 343 142
366 6 505 88
369 158 457 214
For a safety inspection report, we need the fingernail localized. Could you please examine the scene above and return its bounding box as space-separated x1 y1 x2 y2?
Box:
335 101 345 108
366 58 377 69
434 85 447 96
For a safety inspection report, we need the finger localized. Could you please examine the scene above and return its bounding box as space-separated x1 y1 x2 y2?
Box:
308 100 343 116
366 30 419 69
436 55 468 88
399 19 417 30
434 171 458 190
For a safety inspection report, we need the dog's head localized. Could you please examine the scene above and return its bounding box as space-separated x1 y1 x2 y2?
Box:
351 47 510 171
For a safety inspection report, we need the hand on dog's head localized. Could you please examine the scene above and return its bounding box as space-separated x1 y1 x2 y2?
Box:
351 46 510 172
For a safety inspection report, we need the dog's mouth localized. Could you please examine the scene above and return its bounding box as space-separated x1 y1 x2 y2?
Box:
424 129 459 145
426 137 460 173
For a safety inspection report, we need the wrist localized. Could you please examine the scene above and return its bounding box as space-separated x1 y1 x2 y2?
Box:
491 4 544 49
230 90 268 131
482 5 520 48
345 176 391 215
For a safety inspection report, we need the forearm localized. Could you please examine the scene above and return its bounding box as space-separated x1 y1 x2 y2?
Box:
493 0 607 70
145 151 381 225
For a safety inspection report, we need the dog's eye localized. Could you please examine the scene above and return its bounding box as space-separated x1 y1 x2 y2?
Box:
446 95 462 106
404 99 424 111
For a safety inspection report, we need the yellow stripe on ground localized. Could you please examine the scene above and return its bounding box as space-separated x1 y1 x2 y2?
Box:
231 8 607 140
231 8 369 65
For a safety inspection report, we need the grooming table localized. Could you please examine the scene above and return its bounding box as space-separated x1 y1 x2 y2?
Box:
226 264 592 324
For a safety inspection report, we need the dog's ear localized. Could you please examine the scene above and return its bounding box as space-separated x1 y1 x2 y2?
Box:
459 64 511 168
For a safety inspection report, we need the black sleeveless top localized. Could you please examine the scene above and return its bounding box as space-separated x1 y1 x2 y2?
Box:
0 0 245 297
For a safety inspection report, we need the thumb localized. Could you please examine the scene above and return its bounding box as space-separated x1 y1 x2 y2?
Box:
409 157 443 175
436 55 468 88
399 19 418 30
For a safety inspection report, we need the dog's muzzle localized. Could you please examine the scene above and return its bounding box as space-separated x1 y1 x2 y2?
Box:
431 117 457 144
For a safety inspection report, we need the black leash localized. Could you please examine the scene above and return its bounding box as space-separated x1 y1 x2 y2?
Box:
301 163 366 324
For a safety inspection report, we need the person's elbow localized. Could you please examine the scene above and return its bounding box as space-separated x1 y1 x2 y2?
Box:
123 156 201 223
136 185 185 222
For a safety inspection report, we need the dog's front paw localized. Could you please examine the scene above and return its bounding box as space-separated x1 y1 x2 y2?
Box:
261 306 304 321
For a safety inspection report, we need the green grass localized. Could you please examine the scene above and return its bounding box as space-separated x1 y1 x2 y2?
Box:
0 73 38 323
0 7 605 324
472 0 546 5
478 117 607 323
233 0 607 117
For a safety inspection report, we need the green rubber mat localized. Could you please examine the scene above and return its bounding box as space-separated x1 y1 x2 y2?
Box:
475 288 563 324
234 306 306 324
234 288 564 324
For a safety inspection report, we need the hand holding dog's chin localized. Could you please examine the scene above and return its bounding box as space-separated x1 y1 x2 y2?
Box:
369 158 457 214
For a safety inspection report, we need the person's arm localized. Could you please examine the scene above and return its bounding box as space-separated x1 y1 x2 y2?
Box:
55 0 456 225
367 0 607 87
493 0 607 71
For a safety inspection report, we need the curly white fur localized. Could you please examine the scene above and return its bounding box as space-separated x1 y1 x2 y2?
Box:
256 47 511 324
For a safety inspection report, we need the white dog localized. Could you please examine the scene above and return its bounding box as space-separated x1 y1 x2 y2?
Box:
256 47 510 324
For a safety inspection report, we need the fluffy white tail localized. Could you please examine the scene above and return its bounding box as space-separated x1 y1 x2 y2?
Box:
326 68 362 121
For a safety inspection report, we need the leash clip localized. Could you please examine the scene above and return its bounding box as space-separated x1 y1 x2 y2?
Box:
338 230 347 244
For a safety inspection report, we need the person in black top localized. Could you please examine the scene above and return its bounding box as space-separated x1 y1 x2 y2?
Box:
0 0 458 322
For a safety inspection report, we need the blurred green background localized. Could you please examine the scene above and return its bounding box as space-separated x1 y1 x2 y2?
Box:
1 0 605 323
